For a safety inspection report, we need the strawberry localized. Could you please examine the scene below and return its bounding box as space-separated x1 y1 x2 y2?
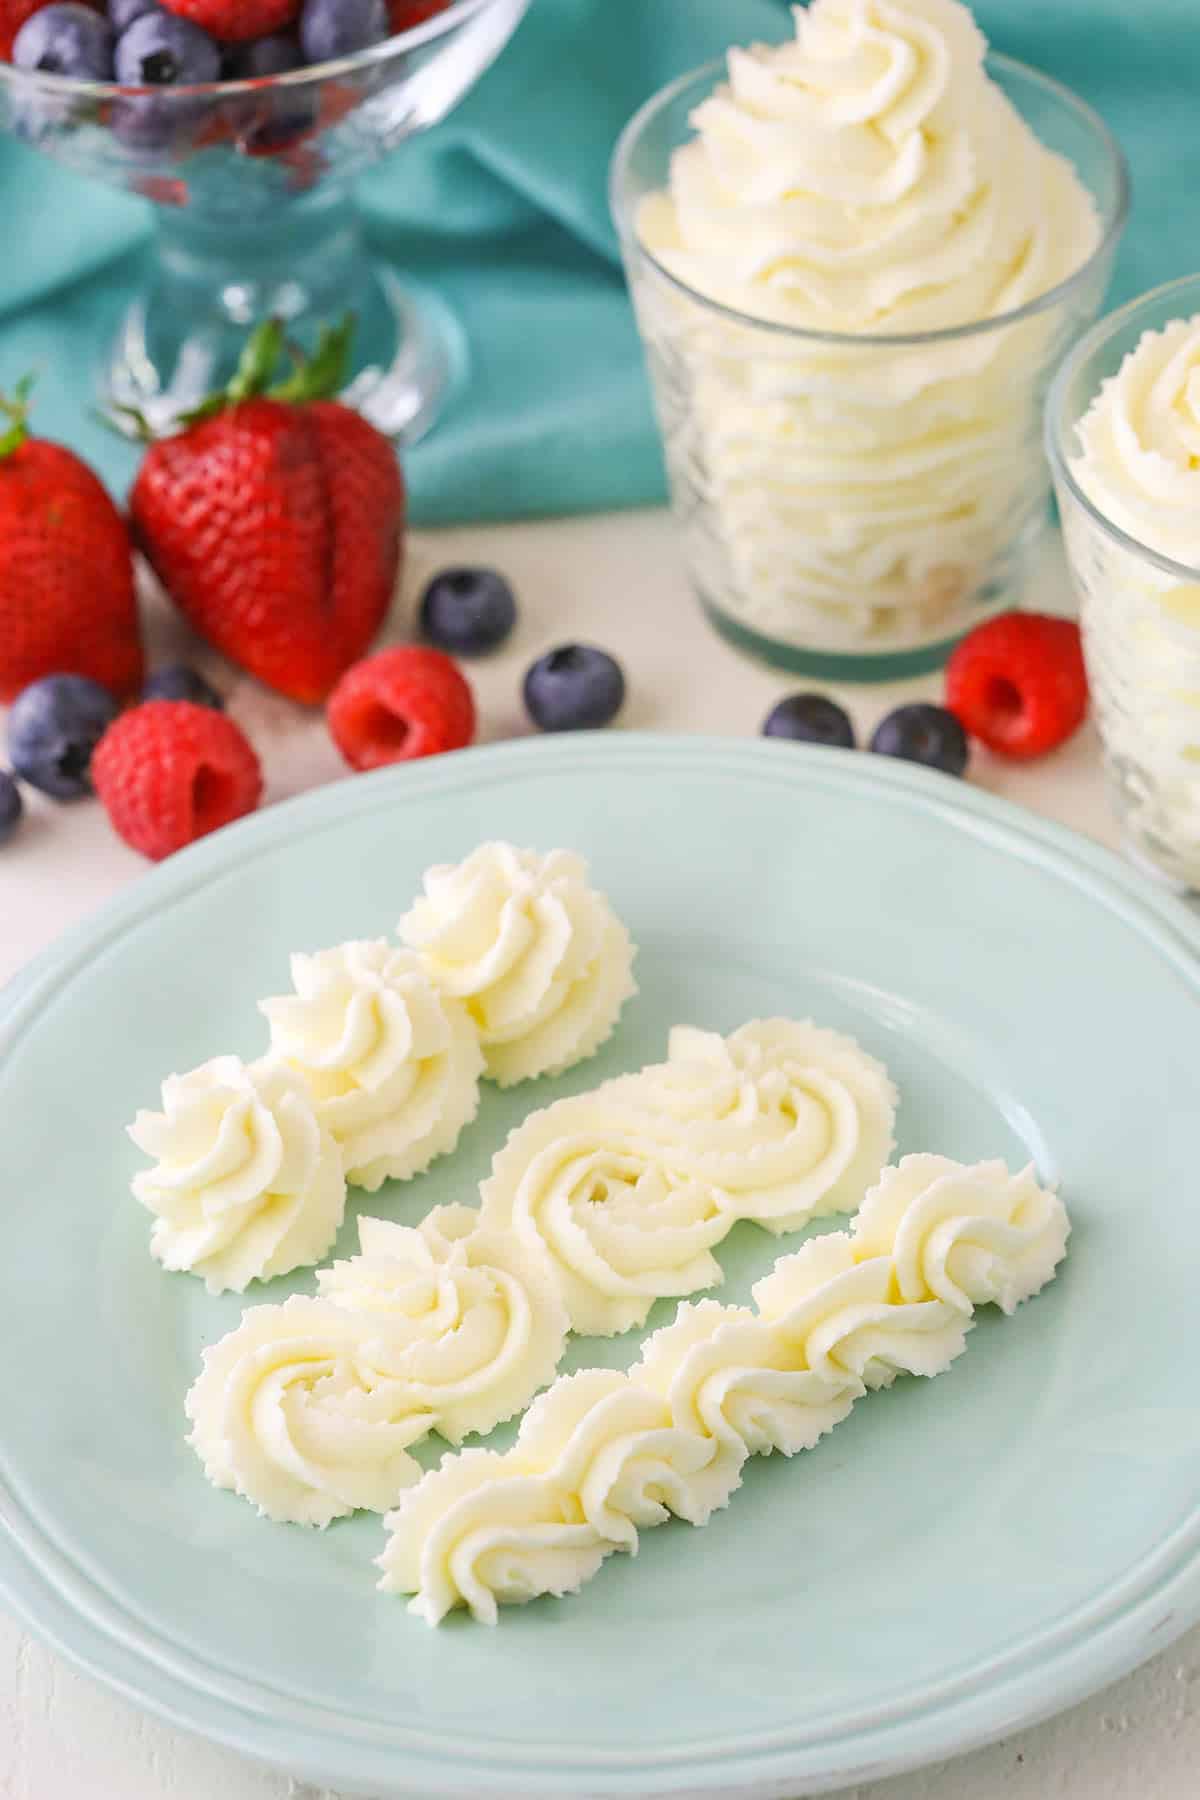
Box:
157 0 299 44
92 700 263 861
327 646 475 769
946 611 1089 761
387 0 450 30
130 319 404 706
0 381 142 703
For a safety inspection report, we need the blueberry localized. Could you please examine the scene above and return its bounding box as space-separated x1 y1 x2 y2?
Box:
763 693 855 749
0 772 22 846
869 704 969 778
299 0 387 64
13 4 114 78
524 645 625 733
8 675 118 800
114 9 220 84
142 664 224 710
225 34 315 150
108 0 159 32
225 31 304 78
420 568 517 657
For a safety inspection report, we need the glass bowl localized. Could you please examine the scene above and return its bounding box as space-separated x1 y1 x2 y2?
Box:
1047 273 1200 895
0 0 529 440
611 53 1129 682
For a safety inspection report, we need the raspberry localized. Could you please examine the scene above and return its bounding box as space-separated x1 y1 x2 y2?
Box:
92 701 263 861
327 647 475 771
945 612 1089 761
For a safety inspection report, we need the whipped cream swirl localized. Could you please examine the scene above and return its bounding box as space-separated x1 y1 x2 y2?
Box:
643 0 1098 336
849 1153 1070 1314
187 1296 427 1527
260 940 484 1192
187 1209 569 1525
631 0 1103 651
1071 315 1200 566
605 1019 898 1230
478 1091 729 1337
479 1020 896 1335
380 1154 1068 1623
398 843 637 1087
128 1056 346 1294
318 1207 568 1443
1063 315 1200 886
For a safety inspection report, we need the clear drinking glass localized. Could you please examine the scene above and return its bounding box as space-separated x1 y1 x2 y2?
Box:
0 0 529 441
1048 274 1200 895
611 55 1128 681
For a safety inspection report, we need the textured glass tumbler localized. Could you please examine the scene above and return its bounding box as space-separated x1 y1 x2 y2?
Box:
611 56 1128 681
1049 275 1200 895
0 0 529 442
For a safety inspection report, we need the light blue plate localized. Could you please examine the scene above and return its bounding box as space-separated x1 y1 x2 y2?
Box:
2 735 1199 1799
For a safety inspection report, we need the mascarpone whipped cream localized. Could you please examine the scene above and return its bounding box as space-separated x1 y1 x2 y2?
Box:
604 1019 898 1230
187 1209 569 1524
260 940 484 1192
380 1154 1068 1623
477 1092 729 1337
1066 316 1200 884
318 1208 569 1443
848 1152 1070 1313
397 843 637 1087
128 1056 346 1294
187 1295 428 1527
479 1020 896 1335
1071 317 1200 563
632 0 1102 650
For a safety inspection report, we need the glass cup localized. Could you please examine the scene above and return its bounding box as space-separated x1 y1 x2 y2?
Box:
611 54 1129 681
1048 274 1200 895
0 0 529 442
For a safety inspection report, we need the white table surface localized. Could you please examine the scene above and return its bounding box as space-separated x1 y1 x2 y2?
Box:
3 509 1198 1800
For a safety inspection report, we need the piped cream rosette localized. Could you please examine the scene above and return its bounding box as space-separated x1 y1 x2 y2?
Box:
478 1019 898 1335
398 843 638 1087
128 1055 347 1295
260 940 484 1193
379 1155 1069 1624
186 1207 569 1526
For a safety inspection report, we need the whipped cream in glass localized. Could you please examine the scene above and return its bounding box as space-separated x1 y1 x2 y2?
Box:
612 0 1125 673
1050 281 1200 889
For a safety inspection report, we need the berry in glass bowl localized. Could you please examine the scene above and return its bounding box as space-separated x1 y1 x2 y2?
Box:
0 0 530 440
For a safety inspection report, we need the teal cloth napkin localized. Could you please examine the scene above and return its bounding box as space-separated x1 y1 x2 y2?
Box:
0 0 1194 523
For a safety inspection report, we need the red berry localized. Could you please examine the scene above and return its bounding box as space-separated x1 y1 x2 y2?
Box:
327 646 475 771
157 0 298 43
0 0 66 59
132 397 403 706
92 701 263 861
945 612 1088 761
387 0 449 29
0 432 142 704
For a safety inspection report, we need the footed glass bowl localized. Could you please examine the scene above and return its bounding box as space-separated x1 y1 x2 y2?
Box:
0 0 529 440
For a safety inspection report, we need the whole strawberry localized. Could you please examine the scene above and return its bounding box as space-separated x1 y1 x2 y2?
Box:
156 0 298 44
131 320 404 706
0 380 142 704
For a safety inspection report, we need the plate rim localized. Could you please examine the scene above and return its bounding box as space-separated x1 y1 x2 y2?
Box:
2 731 1199 1798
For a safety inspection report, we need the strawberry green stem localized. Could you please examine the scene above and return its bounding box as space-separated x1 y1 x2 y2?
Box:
0 375 36 461
181 314 355 425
